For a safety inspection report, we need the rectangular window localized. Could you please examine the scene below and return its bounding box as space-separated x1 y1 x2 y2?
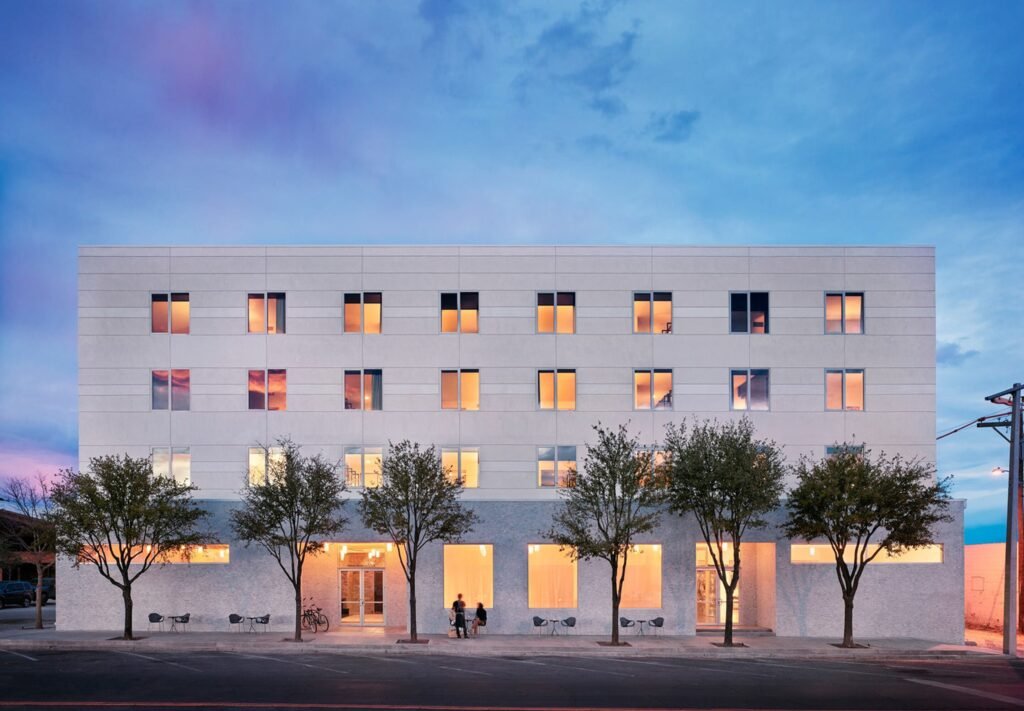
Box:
825 369 864 411
634 369 673 410
344 292 382 334
731 369 770 411
248 446 285 486
152 448 190 486
248 370 286 410
152 293 190 334
344 369 383 410
441 369 480 410
443 544 493 608
152 370 189 410
442 447 479 488
151 294 169 333
248 293 286 334
537 370 576 410
633 292 672 333
152 370 169 410
248 370 266 410
93 543 230 564
621 544 662 608
528 544 577 608
538 446 576 487
538 292 575 334
171 293 190 334
825 444 866 457
440 292 479 333
730 292 770 334
345 447 383 488
825 292 864 334
790 544 943 564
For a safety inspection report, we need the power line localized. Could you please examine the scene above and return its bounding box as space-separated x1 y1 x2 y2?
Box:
936 410 1011 441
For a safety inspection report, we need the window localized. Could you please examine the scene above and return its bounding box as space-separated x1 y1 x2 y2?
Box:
538 369 576 410
731 369 769 411
442 447 479 488
151 293 189 334
344 369 383 410
790 544 942 564
620 544 662 608
90 543 230 564
634 369 673 410
825 292 864 334
152 370 190 410
248 369 286 410
440 369 480 410
825 444 866 457
344 292 382 334
538 446 576 487
248 293 286 334
248 446 286 486
825 369 864 411
537 292 575 334
730 292 769 334
528 544 577 608
152 448 191 486
633 292 672 333
345 447 383 488
443 544 493 608
440 292 479 333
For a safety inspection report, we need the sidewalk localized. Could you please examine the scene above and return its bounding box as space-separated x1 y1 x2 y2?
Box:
0 625 1002 660
965 626 1024 655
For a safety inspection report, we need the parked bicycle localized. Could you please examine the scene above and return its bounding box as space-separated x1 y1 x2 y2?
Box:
301 597 330 633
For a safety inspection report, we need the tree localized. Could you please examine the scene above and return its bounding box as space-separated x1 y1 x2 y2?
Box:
50 455 209 640
0 476 56 629
546 423 664 645
784 444 952 648
230 440 348 642
663 418 786 647
359 440 478 643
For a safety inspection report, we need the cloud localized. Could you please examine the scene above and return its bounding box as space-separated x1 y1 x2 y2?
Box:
936 339 980 367
647 110 700 143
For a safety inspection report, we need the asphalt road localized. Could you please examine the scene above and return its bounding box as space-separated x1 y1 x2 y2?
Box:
0 649 1022 711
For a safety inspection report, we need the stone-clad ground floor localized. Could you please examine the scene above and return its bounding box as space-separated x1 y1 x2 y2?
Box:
56 500 965 642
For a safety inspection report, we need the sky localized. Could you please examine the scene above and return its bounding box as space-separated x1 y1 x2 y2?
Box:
0 1 1021 543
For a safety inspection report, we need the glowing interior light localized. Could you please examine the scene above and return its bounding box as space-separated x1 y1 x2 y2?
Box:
219 548 226 558
145 545 152 553
809 547 816 556
324 543 330 552
479 545 487 557
386 542 393 552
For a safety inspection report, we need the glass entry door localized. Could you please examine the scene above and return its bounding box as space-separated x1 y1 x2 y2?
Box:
696 568 719 625
339 569 385 626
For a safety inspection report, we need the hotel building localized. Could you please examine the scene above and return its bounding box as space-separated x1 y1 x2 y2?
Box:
62 245 964 641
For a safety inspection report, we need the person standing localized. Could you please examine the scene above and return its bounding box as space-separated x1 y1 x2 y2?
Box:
452 593 467 639
471 602 487 636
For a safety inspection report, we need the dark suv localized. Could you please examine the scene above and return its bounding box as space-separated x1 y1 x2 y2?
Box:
0 581 48 608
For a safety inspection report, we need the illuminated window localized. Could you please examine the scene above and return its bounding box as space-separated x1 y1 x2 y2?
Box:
248 293 286 334
633 292 672 333
537 292 575 334
730 292 769 334
443 544 493 608
442 447 479 488
92 543 230 564
731 369 769 411
538 369 576 410
152 370 190 410
152 447 191 486
825 292 864 334
344 292 382 334
790 544 942 564
634 369 673 410
344 369 383 410
440 369 480 410
440 292 479 333
248 370 286 410
344 447 383 488
825 369 864 411
621 544 662 608
528 544 577 608
151 293 189 334
248 446 285 486
538 446 576 487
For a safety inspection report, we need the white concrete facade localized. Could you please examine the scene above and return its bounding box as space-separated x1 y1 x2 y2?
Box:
63 245 964 641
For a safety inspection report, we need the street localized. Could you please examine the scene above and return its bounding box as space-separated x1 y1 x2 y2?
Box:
0 649 1021 710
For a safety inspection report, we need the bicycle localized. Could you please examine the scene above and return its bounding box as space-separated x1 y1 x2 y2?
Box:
301 597 330 633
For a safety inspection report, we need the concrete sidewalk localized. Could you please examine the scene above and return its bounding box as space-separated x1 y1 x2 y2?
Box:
0 625 1000 660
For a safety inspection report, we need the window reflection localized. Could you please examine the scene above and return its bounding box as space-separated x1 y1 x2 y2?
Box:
441 371 459 410
731 292 769 334
538 371 555 410
248 294 265 333
171 369 190 411
825 292 864 334
461 370 479 411
556 370 576 410
248 370 266 410
538 446 575 487
845 294 863 334
171 448 190 485
845 370 864 411
732 369 769 410
364 292 382 334
344 293 362 333
151 295 169 333
825 370 844 410
152 370 169 410
825 294 844 334
345 370 382 410
170 293 190 334
268 369 286 411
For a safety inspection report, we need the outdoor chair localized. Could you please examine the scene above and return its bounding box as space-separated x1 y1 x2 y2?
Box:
170 613 190 632
560 617 576 634
532 616 548 634
649 617 664 635
619 617 635 631
228 613 244 632
253 614 270 633
147 613 165 632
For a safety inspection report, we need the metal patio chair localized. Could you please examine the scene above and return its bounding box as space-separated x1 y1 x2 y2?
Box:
532 616 549 634
147 612 165 632
649 617 664 635
619 616 635 632
228 613 244 632
560 616 577 634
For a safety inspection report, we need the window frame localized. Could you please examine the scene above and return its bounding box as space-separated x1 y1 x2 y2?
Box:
537 445 577 488
344 369 383 411
152 447 191 486
824 368 865 411
440 369 480 411
151 293 190 334
537 369 576 411
344 446 384 488
824 291 865 335
247 369 287 411
247 292 286 334
729 368 771 411
536 291 576 334
527 543 578 609
152 369 190 411
439 291 479 334
729 291 770 334
632 291 673 334
344 292 383 334
633 368 674 411
441 446 479 488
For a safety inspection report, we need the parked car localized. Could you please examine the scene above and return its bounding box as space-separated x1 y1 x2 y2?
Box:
41 578 55 601
0 581 48 608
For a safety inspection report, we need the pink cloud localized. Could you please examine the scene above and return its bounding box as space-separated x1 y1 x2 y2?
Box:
0 445 76 486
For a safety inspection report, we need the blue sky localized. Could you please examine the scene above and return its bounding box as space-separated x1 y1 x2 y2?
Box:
0 1 1021 542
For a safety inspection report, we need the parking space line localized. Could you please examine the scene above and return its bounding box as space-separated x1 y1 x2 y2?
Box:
0 649 38 662
112 651 202 673
616 658 776 678
440 665 492 677
504 658 634 678
749 659 890 678
230 652 350 674
905 678 1024 707
364 655 418 664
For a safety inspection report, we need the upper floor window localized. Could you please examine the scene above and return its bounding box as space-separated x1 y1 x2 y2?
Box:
825 292 864 334
538 369 576 410
730 292 769 334
441 369 480 411
825 369 864 411
151 293 189 334
248 293 286 334
345 369 383 410
344 292 382 334
152 369 190 410
345 446 383 488
538 446 576 487
538 292 575 334
153 447 191 486
441 292 478 333
442 447 479 488
248 446 285 486
248 369 286 410
634 292 672 334
731 368 769 411
634 369 673 410
825 444 865 457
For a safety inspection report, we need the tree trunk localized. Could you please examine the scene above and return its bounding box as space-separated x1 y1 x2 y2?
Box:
724 587 735 646
408 573 418 642
122 585 134 640
842 594 855 648
294 582 303 642
34 566 44 630
610 565 620 645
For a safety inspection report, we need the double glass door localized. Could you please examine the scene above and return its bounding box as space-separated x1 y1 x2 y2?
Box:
339 569 384 626
696 568 739 625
